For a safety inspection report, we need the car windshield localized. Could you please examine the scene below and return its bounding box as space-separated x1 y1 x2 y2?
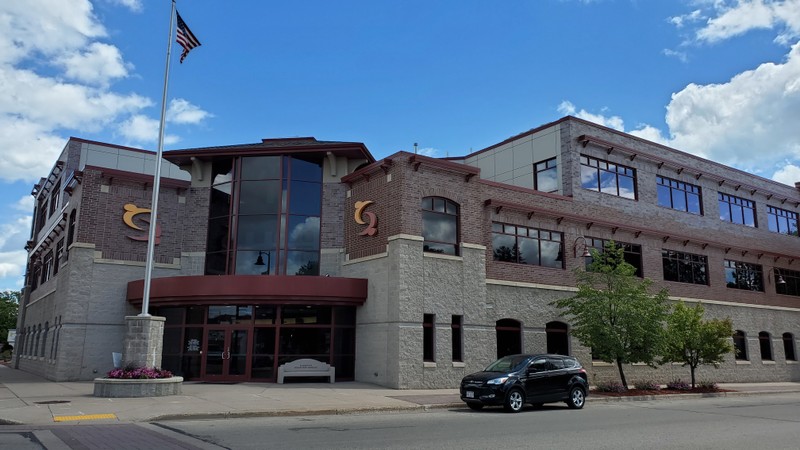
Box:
484 355 529 373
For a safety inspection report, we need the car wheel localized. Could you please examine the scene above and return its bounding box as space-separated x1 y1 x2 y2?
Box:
504 388 525 413
567 386 585 409
467 403 484 411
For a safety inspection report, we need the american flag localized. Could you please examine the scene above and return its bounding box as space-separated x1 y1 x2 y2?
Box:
176 11 201 64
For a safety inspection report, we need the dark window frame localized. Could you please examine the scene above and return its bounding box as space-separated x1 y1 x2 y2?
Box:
422 197 460 256
662 250 709 285
491 222 563 269
775 268 800 297
534 157 558 193
451 315 463 362
580 154 637 200
733 330 748 361
657 176 702 215
586 238 643 277
724 260 764 292
759 332 773 361
783 333 797 361
767 206 799 236
718 192 756 227
423 314 435 362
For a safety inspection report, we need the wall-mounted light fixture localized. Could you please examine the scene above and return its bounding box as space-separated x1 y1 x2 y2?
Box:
255 250 271 275
573 236 592 259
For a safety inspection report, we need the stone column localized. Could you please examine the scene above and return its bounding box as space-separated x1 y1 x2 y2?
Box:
123 316 165 368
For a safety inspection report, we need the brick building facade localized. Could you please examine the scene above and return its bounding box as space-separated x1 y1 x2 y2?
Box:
14 116 800 388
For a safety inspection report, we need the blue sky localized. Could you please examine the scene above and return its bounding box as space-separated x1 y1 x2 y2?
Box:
2 0 800 291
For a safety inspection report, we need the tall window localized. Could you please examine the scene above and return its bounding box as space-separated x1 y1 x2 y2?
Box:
65 209 76 261
423 314 435 362
768 206 798 236
451 315 463 362
586 238 643 277
534 158 558 193
759 332 773 361
49 181 60 216
657 176 701 214
53 239 64 277
718 193 756 227
662 250 708 285
580 155 636 199
492 223 562 269
724 260 764 292
733 330 748 361
421 197 459 256
775 268 800 297
206 155 323 276
40 251 54 285
783 333 797 361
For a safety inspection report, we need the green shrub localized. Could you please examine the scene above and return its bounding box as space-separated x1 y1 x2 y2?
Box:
594 381 627 392
666 379 691 390
633 380 661 390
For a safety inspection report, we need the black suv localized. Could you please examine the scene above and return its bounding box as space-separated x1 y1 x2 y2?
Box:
460 354 588 412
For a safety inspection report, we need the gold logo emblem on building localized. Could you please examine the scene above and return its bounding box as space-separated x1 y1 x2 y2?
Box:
123 203 161 244
354 200 378 236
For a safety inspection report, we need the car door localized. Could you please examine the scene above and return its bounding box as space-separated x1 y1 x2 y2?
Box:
546 357 570 399
523 357 552 402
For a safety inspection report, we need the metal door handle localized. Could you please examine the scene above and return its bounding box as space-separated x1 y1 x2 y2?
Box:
222 347 231 360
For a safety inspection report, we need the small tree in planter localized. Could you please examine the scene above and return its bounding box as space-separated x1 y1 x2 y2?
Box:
553 241 670 389
661 301 733 388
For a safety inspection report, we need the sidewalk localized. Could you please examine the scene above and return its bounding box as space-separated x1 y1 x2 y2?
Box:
2 365 800 426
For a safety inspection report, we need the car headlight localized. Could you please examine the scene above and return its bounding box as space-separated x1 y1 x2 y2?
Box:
486 377 509 385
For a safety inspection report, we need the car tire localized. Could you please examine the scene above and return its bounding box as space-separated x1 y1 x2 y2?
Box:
566 386 586 409
467 403 484 411
504 388 525 413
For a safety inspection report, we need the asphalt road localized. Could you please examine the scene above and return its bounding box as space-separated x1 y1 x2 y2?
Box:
158 393 800 449
3 393 799 449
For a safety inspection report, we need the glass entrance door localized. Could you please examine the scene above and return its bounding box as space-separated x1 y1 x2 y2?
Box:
202 327 251 381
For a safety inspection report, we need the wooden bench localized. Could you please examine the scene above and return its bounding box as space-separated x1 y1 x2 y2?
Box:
277 358 335 383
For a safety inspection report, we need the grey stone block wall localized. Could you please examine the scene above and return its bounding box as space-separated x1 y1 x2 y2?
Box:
16 244 183 381
123 316 165 369
345 233 800 389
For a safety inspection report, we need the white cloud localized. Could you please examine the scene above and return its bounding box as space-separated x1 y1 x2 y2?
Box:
668 9 704 28
666 41 800 172
662 48 689 63
560 38 800 185
167 99 212 125
12 195 34 213
118 114 179 146
772 162 800 184
695 0 800 45
56 42 131 86
558 101 625 131
106 0 143 13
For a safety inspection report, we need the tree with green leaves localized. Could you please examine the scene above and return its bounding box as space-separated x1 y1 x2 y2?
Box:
661 301 734 388
0 290 20 344
552 241 670 389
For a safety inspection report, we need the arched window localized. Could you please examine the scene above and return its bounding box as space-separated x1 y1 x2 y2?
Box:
421 197 459 256
733 330 748 361
759 332 773 361
496 319 522 358
783 333 797 361
546 321 569 355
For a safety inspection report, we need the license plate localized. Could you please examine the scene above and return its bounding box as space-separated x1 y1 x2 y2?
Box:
466 391 474 399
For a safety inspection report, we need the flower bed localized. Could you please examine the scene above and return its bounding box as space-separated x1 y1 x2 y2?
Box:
94 366 183 398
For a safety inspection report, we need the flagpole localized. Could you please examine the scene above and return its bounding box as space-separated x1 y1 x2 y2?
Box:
140 0 176 317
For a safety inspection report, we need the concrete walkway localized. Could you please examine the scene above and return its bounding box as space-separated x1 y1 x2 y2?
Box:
2 365 800 426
